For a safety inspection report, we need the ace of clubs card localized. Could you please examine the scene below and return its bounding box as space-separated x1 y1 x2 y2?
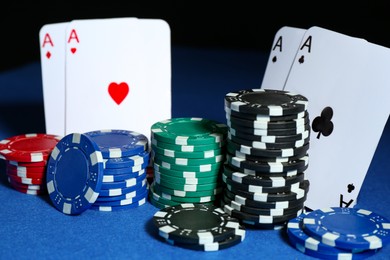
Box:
260 26 306 90
284 26 390 210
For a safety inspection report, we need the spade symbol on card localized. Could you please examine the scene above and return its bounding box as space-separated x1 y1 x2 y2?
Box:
108 82 129 105
272 56 277 62
312 106 334 139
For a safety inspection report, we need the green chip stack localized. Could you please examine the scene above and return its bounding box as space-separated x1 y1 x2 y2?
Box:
148 117 228 209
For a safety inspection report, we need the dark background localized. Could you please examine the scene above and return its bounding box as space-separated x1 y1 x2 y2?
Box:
1 2 389 71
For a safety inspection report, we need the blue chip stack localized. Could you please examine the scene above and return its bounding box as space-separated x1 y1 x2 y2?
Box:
287 207 390 259
84 129 150 212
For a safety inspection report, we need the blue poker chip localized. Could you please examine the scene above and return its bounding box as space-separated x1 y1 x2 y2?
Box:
103 150 150 169
46 133 104 215
288 212 370 254
302 207 390 250
98 178 147 197
101 171 147 190
90 197 147 211
102 169 146 183
95 184 148 202
103 160 149 175
84 129 148 158
93 186 148 207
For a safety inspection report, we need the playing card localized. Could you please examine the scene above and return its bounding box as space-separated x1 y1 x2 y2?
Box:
65 18 171 139
39 22 68 137
260 26 306 90
284 26 390 210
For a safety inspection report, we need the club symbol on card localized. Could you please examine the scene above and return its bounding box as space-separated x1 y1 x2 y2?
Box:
272 56 277 62
298 55 304 64
108 82 129 105
312 106 334 139
46 51 51 59
348 183 355 193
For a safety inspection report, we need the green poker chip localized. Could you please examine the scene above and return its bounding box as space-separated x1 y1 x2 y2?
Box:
153 157 223 172
153 163 221 178
153 181 223 198
152 138 225 152
150 182 216 204
154 170 219 185
152 144 224 159
155 177 220 192
151 118 228 145
153 152 224 166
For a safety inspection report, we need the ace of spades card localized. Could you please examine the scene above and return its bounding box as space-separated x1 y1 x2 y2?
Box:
260 26 307 90
283 26 390 210
39 18 171 139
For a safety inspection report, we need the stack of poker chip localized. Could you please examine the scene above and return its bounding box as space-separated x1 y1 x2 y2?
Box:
0 133 61 195
221 88 311 229
45 130 150 215
287 207 390 258
152 203 246 251
148 118 228 209
84 129 150 212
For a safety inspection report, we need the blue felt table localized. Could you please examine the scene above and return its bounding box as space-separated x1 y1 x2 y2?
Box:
0 46 389 259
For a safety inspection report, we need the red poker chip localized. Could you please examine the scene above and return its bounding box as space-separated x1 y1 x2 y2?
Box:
7 160 47 167
7 174 45 185
0 133 61 162
8 177 47 191
6 168 45 179
10 184 47 195
6 163 47 173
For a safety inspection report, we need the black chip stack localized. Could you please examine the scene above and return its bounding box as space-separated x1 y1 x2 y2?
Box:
221 88 311 229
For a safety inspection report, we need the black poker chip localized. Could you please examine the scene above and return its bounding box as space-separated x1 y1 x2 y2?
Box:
228 132 309 150
222 174 306 194
227 139 310 158
223 202 303 224
228 127 310 143
225 180 310 203
152 203 244 245
222 195 304 217
227 114 310 130
224 89 308 116
225 106 308 122
164 230 245 251
227 146 306 163
227 162 306 178
226 154 309 173
224 188 308 209
227 120 311 136
223 164 305 187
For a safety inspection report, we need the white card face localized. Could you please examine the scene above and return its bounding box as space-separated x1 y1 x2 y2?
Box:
65 18 171 139
284 26 390 210
260 26 306 90
39 22 68 137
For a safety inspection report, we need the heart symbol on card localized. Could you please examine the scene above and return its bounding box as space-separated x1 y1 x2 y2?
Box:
71 48 77 54
108 82 129 105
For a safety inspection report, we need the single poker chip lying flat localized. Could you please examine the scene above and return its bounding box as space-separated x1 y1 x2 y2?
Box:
151 117 228 145
153 203 244 245
302 207 390 250
84 129 148 158
224 89 308 116
46 133 104 215
0 133 61 162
